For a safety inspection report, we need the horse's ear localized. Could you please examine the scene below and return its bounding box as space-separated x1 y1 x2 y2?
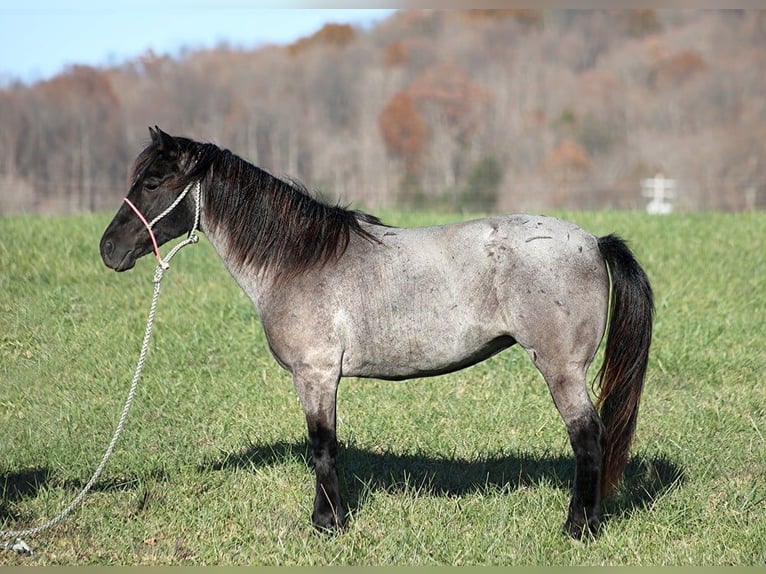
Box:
150 126 178 157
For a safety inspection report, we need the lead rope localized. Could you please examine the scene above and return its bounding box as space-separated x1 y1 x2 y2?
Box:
1 181 201 556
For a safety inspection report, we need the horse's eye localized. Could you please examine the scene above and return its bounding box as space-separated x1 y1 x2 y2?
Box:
144 179 159 191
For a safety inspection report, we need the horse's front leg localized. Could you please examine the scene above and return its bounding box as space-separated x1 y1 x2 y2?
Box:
307 412 345 531
293 369 346 531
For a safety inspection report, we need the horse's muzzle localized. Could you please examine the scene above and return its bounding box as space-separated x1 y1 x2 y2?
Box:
100 235 137 272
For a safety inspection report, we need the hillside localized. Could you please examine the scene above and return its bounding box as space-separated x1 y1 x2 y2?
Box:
1 9 765 214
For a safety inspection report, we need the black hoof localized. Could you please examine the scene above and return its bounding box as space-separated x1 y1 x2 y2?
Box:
312 507 347 533
563 514 601 541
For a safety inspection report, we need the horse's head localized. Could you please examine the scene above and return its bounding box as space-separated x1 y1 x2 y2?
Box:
100 126 197 271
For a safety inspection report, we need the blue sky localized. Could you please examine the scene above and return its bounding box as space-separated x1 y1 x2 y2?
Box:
0 2 397 83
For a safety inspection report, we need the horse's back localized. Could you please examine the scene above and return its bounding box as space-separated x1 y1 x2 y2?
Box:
363 213 605 291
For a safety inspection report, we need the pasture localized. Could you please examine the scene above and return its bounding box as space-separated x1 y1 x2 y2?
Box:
1 209 764 565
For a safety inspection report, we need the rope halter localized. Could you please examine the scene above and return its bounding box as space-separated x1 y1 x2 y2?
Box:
123 180 202 271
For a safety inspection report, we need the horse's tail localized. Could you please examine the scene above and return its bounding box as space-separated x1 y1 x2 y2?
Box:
595 234 654 497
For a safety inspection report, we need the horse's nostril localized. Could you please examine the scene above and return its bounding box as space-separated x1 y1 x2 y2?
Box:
103 239 114 257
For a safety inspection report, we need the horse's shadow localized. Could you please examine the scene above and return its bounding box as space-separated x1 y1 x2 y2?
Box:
0 467 166 523
198 441 685 525
0 468 51 522
1 443 683 529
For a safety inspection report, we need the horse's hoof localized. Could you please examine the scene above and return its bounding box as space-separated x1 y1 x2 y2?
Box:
312 509 347 533
563 514 601 541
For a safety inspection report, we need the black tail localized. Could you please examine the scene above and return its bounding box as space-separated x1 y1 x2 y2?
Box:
596 234 654 497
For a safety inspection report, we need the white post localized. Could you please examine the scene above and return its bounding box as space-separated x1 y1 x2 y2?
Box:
642 173 676 214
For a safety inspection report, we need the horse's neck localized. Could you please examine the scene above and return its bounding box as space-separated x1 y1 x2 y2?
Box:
200 199 271 313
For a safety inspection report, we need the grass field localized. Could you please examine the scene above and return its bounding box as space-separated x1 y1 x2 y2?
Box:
1 209 764 565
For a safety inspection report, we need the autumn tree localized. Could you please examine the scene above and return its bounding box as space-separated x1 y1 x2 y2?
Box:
650 49 707 91
378 91 430 177
0 89 35 212
409 61 492 146
0 66 128 212
406 61 493 196
543 138 592 205
288 23 356 57
38 66 128 211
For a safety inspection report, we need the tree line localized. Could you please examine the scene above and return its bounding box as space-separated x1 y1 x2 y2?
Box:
1 9 765 215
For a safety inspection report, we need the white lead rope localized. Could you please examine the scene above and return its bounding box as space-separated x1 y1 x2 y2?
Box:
1 181 201 556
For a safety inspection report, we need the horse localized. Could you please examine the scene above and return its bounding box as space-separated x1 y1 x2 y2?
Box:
100 127 653 539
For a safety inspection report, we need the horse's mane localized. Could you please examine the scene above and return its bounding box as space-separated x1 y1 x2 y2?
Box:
136 137 383 283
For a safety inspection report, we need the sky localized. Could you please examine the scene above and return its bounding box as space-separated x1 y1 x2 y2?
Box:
0 2 397 84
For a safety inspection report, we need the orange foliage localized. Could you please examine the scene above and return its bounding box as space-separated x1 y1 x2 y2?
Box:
577 71 621 98
409 62 493 143
652 49 707 89
288 23 356 57
41 65 120 107
460 9 543 28
576 71 622 112
384 41 408 68
543 139 592 177
378 91 430 175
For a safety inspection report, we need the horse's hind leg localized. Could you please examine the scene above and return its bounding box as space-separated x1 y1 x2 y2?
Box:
530 353 605 538
292 367 346 531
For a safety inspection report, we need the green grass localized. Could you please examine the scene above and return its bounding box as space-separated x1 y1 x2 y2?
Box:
1 209 764 565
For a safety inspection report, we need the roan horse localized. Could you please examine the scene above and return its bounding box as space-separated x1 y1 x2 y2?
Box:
100 127 653 539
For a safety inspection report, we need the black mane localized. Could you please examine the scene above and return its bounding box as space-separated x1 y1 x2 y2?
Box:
137 137 383 283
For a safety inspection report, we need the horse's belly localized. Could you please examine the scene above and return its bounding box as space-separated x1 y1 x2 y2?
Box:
340 313 515 380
